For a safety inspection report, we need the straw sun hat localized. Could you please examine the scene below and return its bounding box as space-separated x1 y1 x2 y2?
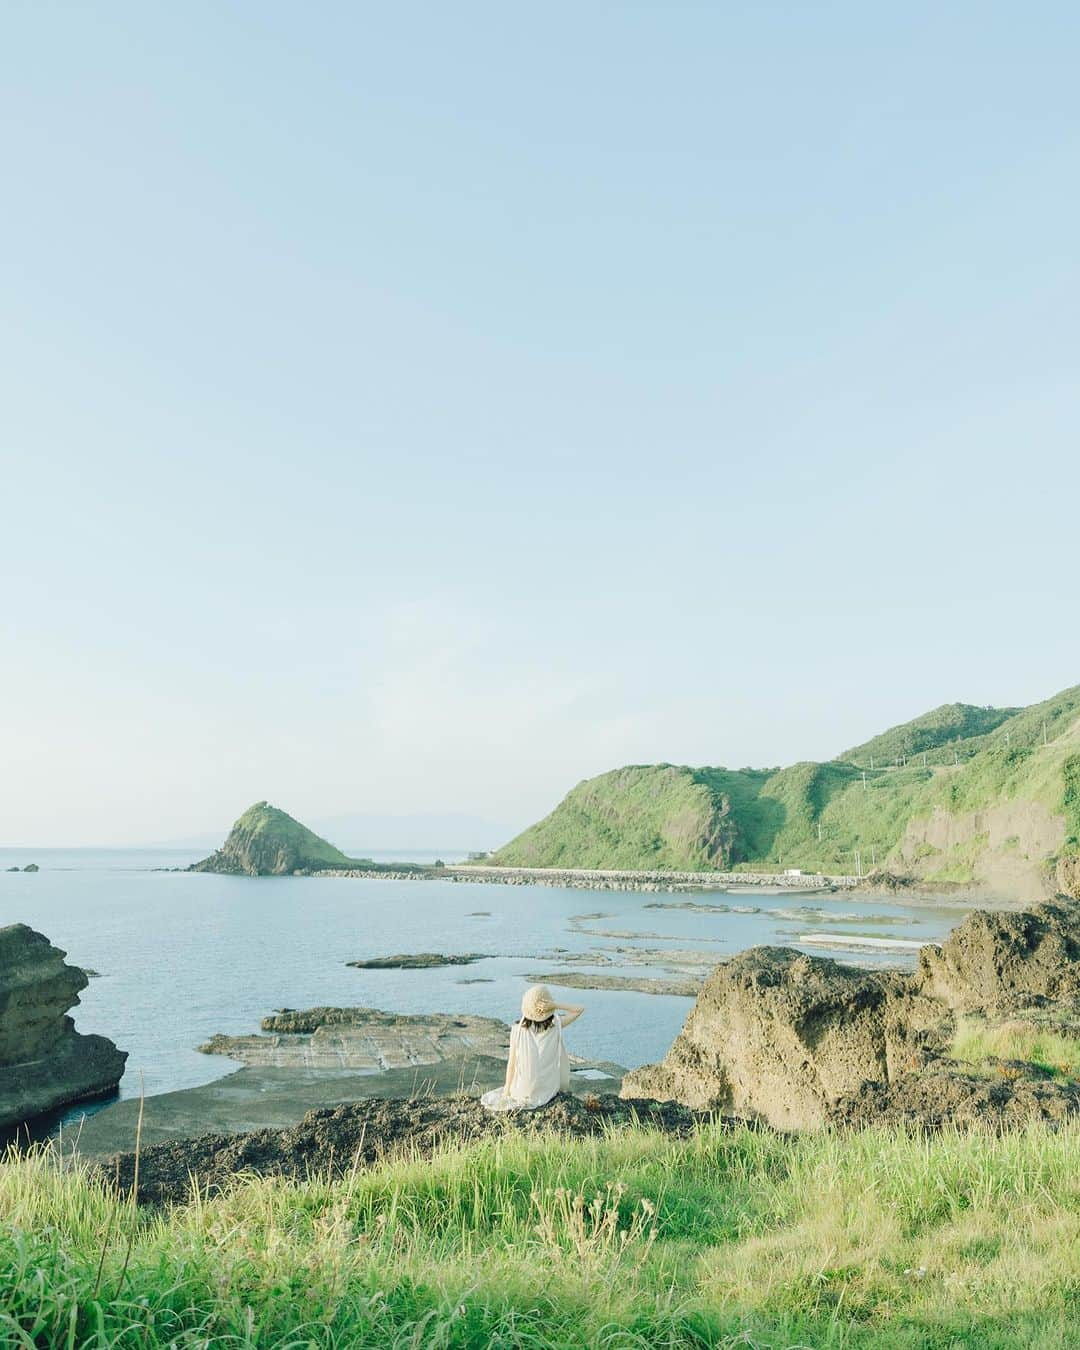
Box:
521 984 556 1021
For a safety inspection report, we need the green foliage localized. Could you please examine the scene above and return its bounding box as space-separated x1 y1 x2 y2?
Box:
838 702 1020 768
950 1017 1080 1080
492 764 759 870
493 684 1080 874
230 801 355 867
1063 755 1080 848
5 1124 1080 1347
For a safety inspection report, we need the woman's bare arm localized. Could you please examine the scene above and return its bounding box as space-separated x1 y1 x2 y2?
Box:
554 1002 584 1027
503 1029 518 1089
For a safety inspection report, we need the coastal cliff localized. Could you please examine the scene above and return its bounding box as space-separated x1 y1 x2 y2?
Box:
0 924 126 1133
190 802 357 876
494 683 1080 896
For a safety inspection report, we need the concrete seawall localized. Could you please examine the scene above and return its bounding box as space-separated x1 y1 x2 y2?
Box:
443 866 858 892
310 865 859 891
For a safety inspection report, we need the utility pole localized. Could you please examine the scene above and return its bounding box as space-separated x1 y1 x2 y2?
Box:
862 771 867 793
869 755 874 770
922 751 928 768
954 748 959 766
817 823 823 842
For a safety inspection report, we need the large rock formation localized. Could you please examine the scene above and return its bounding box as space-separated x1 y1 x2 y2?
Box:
622 900 1080 1129
620 948 945 1127
0 924 126 1133
190 802 356 876
916 899 1080 1013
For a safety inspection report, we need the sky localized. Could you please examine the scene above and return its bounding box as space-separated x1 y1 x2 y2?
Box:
2 3 1079 847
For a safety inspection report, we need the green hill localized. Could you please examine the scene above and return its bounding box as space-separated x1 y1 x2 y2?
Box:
493 684 1080 898
190 802 360 876
838 702 1019 768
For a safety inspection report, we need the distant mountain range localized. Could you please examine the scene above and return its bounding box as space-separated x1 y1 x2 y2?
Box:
493 684 1080 901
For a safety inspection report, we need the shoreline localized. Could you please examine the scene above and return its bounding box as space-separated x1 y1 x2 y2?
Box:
313 864 861 892
308 863 1043 906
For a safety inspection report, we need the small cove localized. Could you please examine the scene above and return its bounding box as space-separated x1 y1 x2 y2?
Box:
1 848 975 1100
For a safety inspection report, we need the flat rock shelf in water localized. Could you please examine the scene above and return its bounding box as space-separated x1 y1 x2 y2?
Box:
526 971 703 997
199 1007 511 1070
345 953 487 969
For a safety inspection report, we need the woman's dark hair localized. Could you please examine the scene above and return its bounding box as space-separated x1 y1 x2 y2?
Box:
521 1015 554 1032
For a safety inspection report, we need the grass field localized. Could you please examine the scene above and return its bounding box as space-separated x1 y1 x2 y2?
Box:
3 1121 1080 1348
949 1018 1080 1081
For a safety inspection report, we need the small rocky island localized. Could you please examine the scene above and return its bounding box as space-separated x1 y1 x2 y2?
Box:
0 924 127 1135
347 953 487 970
189 801 430 877
190 801 357 876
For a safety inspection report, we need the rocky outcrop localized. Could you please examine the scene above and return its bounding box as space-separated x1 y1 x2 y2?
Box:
190 802 356 876
0 924 126 1133
1058 852 1080 901
621 949 945 1126
98 1094 712 1206
830 1065 1080 1130
916 900 1080 1013
622 900 1080 1129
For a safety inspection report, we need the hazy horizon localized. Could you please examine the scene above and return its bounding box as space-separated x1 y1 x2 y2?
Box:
4 4 1079 846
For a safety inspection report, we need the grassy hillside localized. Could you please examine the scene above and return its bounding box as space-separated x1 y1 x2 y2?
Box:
838 702 1019 767
491 765 752 870
232 801 355 866
192 801 361 875
4 1124 1080 1347
493 684 1080 889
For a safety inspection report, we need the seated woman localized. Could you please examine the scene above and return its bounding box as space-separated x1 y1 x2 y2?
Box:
480 984 584 1112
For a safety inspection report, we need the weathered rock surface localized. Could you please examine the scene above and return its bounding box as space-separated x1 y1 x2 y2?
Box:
830 1066 1080 1130
622 900 1080 1129
0 924 126 1133
1056 853 1080 902
346 953 486 969
95 1093 715 1206
199 1006 511 1070
917 899 1080 1013
622 948 945 1125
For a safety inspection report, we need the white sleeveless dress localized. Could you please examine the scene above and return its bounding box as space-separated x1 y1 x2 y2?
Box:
481 1014 570 1111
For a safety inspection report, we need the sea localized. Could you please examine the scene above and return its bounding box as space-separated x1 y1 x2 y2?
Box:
0 848 976 1101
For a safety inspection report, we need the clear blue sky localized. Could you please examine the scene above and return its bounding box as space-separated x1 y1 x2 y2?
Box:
3 3 1078 845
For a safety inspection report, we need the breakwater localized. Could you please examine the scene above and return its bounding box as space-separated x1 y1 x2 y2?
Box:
311 864 858 891
449 866 856 892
